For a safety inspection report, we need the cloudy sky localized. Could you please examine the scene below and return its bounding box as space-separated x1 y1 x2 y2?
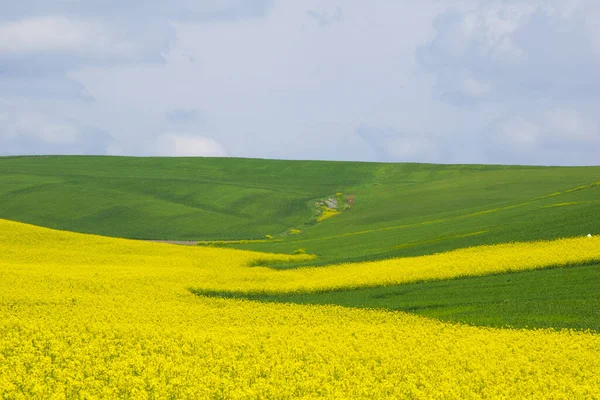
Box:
1 0 599 165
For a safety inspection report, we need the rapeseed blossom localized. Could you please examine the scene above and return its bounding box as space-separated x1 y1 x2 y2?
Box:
193 235 600 294
1 219 599 398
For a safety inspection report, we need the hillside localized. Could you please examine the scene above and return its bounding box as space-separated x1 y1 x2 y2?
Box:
0 156 599 265
3 218 600 398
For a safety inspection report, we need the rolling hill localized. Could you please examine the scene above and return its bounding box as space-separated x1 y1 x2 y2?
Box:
2 157 600 397
3 218 599 397
0 155 599 265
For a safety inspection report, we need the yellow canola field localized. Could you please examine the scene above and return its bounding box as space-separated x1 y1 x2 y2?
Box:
1 218 600 399
197 236 600 295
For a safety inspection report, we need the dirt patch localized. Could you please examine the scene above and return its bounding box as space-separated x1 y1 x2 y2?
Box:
147 240 198 246
347 194 356 206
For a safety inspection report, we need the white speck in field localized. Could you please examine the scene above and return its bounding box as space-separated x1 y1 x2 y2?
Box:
588 234 592 237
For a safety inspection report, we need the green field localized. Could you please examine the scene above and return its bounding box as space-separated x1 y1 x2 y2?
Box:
1 155 599 331
1 156 599 266
196 263 600 332
0 156 367 240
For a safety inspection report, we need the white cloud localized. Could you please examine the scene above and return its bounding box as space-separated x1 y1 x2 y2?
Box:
355 124 446 163
70 1 443 161
153 133 228 157
463 77 491 98
417 0 600 103
0 111 79 143
495 117 540 147
1 0 599 165
0 109 115 155
0 17 124 57
487 107 600 165
3 1 273 21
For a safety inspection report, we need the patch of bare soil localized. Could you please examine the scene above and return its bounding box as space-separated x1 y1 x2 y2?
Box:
347 194 356 206
147 240 198 246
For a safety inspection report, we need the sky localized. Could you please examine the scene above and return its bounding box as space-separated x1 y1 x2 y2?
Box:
1 0 599 165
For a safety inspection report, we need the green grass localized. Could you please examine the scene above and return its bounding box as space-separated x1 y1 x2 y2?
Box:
192 263 600 332
2 155 599 332
221 166 600 267
0 156 379 240
1 156 599 265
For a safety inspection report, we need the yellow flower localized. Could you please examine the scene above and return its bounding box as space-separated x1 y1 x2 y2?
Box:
1 218 599 399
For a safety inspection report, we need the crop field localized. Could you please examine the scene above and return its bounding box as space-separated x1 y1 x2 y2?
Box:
1 218 600 398
1 156 600 398
1 156 600 265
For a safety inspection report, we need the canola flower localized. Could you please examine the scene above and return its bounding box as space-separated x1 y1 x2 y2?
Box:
317 208 341 222
1 218 600 398
193 236 600 295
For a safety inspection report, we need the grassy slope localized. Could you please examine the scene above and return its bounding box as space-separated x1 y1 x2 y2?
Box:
0 156 378 240
1 156 599 265
198 263 600 332
2 156 599 331
226 165 600 266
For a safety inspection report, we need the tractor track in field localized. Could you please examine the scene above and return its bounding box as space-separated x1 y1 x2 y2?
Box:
146 240 198 246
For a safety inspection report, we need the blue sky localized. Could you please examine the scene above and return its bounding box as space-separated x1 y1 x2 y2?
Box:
1 0 599 165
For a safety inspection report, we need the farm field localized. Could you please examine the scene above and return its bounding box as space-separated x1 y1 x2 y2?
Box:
1 156 600 398
1 218 600 398
209 263 600 332
1 156 600 266
4 0 599 397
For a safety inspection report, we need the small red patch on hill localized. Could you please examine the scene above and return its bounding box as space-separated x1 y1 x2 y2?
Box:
347 194 356 206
